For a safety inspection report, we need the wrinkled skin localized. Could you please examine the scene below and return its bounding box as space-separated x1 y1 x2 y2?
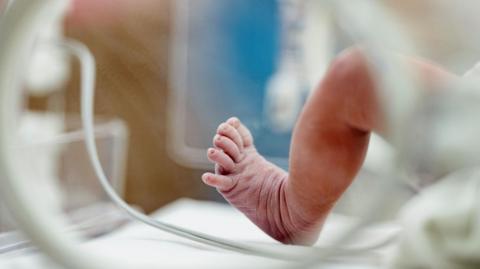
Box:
203 47 454 245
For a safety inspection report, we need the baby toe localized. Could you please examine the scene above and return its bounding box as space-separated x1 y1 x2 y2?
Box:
217 123 243 150
201 172 235 191
227 117 241 128
232 119 254 147
213 135 241 162
207 148 235 172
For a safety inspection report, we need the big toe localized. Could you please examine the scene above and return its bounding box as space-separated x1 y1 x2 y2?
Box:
202 172 235 191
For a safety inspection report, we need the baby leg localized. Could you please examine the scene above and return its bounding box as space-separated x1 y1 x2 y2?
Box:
286 47 455 232
203 47 453 245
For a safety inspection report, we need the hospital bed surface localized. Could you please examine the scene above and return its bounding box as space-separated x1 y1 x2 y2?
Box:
0 199 399 268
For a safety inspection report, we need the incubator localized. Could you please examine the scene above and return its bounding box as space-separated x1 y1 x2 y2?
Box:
0 0 480 268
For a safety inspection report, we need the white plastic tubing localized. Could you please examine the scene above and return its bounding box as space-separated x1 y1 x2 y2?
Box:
72 38 300 260
76 0 406 266
0 1 297 268
0 1 121 268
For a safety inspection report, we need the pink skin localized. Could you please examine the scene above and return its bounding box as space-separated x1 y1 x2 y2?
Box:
65 0 160 28
202 47 455 245
202 119 298 243
66 0 124 27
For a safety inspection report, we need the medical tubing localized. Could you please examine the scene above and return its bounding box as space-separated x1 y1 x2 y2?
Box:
72 15 399 263
76 31 398 263
73 1 403 263
67 39 307 261
0 0 122 268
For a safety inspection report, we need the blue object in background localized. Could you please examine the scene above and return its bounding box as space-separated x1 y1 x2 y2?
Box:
186 0 291 168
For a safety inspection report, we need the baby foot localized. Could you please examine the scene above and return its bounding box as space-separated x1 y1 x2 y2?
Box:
202 117 320 244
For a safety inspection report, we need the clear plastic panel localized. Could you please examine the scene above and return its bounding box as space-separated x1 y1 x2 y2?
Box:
0 115 129 256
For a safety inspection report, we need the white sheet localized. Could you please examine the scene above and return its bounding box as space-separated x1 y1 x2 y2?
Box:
0 199 400 268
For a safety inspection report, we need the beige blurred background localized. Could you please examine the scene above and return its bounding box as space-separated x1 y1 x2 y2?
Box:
24 0 478 213
61 0 216 213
